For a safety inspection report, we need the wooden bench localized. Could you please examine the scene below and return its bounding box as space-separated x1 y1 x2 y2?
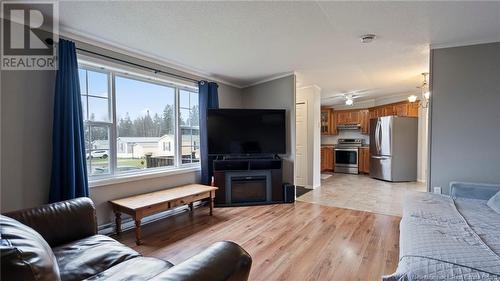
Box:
109 184 218 245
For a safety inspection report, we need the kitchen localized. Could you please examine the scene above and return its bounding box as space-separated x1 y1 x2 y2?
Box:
296 98 427 216
320 100 420 179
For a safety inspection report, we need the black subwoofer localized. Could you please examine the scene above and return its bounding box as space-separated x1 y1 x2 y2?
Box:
283 183 295 203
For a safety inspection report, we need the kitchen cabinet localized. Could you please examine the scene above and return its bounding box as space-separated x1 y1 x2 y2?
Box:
358 147 370 174
321 146 334 172
367 101 419 120
335 110 361 125
407 102 419 117
359 109 369 134
321 108 337 135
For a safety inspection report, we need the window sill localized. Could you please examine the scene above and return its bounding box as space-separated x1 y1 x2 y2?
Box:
89 166 201 188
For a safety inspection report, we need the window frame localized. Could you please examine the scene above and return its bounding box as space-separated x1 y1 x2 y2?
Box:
77 57 201 184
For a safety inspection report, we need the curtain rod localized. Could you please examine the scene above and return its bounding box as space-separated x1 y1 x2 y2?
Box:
46 38 200 84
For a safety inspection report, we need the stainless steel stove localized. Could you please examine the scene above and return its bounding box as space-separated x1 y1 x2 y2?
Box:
335 138 364 174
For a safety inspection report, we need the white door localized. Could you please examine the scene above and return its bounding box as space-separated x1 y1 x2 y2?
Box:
295 102 308 187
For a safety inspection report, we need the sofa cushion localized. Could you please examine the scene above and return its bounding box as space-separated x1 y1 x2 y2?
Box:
0 215 61 281
84 257 173 281
52 234 140 281
487 191 500 214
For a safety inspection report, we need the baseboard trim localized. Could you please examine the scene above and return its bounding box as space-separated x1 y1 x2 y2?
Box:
98 201 206 235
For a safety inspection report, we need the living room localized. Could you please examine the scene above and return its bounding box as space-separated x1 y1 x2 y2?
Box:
2 1 500 281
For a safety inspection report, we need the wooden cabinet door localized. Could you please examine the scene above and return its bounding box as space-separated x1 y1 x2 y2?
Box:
360 110 369 134
358 147 370 174
331 110 338 135
321 147 334 171
407 102 419 117
364 148 370 173
349 111 360 124
326 147 334 170
394 103 407 116
336 111 348 125
384 105 395 116
321 109 331 135
376 107 385 117
320 148 326 171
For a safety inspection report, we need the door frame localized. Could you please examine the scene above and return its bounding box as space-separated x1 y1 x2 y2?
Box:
295 101 308 187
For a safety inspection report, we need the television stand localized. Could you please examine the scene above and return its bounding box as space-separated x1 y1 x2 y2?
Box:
222 154 275 160
213 158 283 206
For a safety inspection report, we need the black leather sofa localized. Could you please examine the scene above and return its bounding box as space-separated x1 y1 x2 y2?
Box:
1 197 252 281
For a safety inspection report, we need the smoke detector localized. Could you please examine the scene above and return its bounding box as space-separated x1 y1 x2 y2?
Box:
360 34 376 43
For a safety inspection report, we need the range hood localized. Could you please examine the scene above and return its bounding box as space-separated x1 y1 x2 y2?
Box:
337 124 361 130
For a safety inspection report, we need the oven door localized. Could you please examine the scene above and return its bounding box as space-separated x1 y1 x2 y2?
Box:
334 148 358 167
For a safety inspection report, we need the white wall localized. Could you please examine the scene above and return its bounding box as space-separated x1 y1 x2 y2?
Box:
296 85 321 188
241 75 296 184
429 42 500 194
417 106 428 182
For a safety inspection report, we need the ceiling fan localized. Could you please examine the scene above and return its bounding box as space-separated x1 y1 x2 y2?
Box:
322 89 372 105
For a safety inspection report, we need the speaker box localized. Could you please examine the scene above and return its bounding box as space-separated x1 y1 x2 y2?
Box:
283 183 295 203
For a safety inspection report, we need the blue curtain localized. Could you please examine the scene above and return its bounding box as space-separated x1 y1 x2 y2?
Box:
199 81 219 185
49 39 89 203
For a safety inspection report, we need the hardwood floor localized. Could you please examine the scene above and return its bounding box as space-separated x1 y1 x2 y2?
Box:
116 202 400 281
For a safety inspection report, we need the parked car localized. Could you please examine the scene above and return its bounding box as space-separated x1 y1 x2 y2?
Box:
86 150 109 159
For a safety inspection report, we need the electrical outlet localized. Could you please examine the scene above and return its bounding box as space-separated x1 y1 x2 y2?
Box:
433 186 442 194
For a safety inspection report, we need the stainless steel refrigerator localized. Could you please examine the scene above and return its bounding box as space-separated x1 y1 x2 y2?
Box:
369 116 418 182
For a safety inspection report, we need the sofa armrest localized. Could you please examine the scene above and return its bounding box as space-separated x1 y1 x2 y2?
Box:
4 197 97 247
151 241 252 281
450 181 500 200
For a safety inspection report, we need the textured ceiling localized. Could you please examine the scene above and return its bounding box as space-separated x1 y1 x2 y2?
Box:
59 1 500 104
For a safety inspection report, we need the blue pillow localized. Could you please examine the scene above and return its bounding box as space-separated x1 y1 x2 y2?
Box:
487 191 500 214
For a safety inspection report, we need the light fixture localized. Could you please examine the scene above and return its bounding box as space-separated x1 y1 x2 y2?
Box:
345 95 354 106
419 72 430 108
408 95 418 103
423 90 430 101
409 73 430 108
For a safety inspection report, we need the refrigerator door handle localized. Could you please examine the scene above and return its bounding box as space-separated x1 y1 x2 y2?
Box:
375 119 381 153
371 155 389 159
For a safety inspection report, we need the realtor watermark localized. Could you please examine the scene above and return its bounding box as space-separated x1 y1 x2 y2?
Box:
1 1 58 70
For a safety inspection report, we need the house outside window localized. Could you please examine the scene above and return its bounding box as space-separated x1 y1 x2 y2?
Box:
79 60 200 179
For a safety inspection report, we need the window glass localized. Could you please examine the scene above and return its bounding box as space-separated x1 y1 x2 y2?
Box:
86 125 110 175
87 71 108 97
88 96 109 122
115 76 176 172
180 90 199 164
79 63 200 180
79 69 87 95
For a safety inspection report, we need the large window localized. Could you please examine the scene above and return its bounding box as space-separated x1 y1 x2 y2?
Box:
79 62 199 179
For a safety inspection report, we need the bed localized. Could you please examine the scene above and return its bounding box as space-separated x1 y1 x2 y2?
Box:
384 182 500 281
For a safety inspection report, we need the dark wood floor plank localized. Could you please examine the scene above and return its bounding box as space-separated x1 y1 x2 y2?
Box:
115 201 400 281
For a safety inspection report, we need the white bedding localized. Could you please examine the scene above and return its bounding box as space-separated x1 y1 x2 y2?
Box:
383 193 500 281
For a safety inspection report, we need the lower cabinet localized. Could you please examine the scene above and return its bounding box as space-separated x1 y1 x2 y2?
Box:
321 146 334 172
358 147 370 174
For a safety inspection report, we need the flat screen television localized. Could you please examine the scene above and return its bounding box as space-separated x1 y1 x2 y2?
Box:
207 109 286 155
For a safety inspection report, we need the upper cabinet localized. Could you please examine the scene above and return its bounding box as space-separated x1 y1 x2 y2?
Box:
359 109 369 134
323 101 419 136
335 110 360 125
369 101 419 119
321 108 337 135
